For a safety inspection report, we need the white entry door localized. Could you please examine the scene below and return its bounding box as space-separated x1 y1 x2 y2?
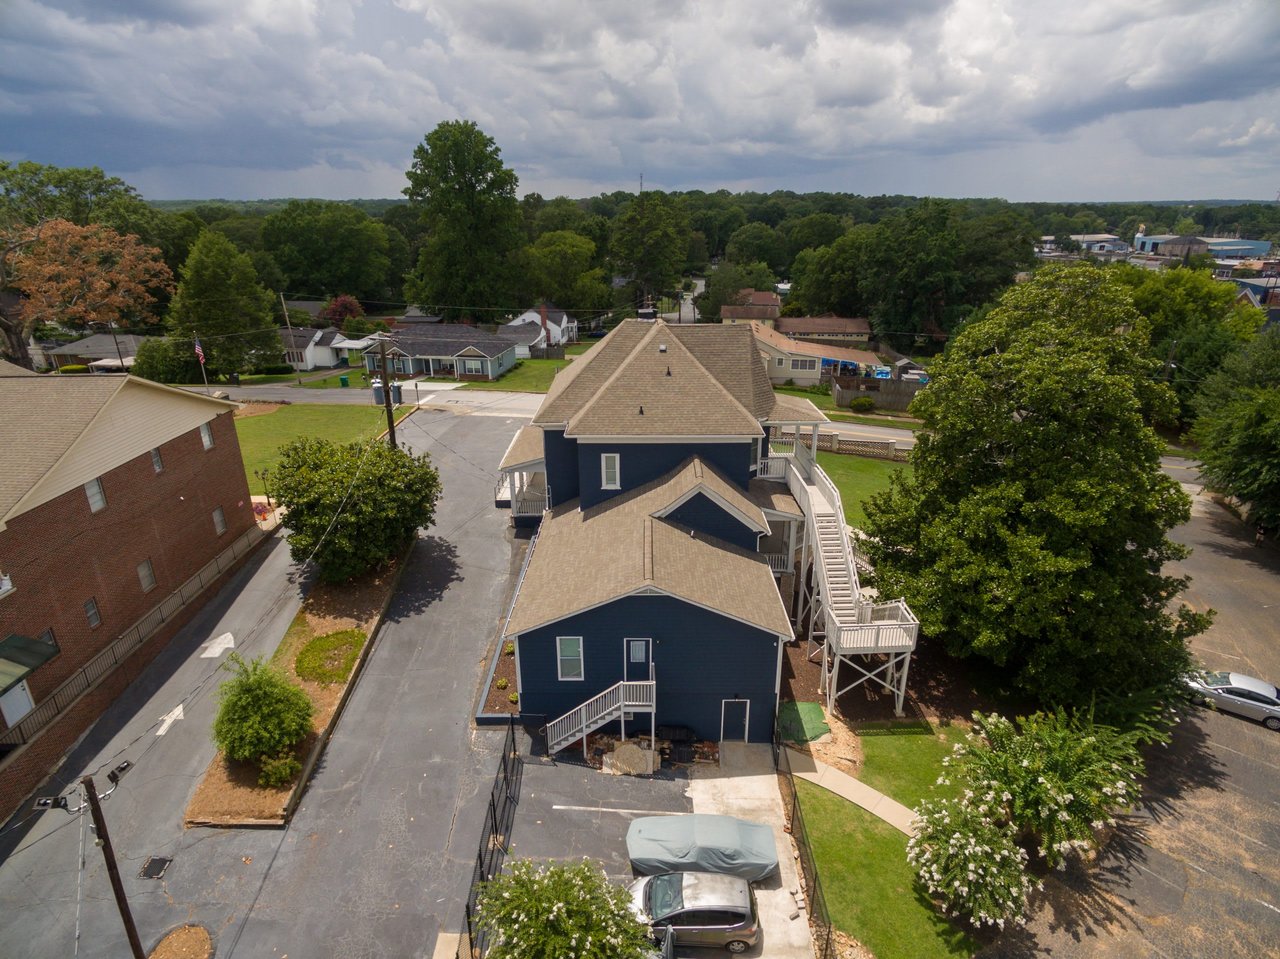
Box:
0 680 35 727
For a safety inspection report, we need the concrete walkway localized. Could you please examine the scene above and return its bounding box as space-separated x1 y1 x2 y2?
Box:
786 747 918 836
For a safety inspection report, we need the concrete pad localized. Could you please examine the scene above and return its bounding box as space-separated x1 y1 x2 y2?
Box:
687 743 816 959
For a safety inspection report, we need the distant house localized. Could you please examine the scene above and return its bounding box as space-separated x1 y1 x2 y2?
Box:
495 323 547 359
750 322 881 386
720 288 782 326
508 303 578 346
280 327 344 371
1069 234 1130 254
774 315 871 346
361 325 518 381
46 333 156 372
0 363 258 816
493 319 919 754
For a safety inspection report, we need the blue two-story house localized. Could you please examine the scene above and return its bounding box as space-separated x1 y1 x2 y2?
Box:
496 319 919 756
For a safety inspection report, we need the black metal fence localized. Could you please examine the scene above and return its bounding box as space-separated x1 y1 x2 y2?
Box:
458 717 523 958
772 728 836 959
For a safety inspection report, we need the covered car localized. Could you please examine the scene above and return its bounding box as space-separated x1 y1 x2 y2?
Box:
626 814 778 882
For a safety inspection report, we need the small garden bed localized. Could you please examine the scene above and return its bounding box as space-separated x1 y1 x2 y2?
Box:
481 640 520 714
184 560 402 826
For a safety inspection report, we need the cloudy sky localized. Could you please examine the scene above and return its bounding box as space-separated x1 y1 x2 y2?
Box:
2 0 1278 203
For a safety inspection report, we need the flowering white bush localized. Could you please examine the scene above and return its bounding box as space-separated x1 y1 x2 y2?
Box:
961 710 1143 867
908 793 1036 929
476 858 653 959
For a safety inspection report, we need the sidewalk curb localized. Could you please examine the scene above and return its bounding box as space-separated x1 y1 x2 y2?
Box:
786 746 917 836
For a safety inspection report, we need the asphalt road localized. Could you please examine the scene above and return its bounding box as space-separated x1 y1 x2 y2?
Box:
983 491 1280 958
0 406 532 958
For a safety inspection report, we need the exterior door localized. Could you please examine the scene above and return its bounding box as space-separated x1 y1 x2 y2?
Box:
720 699 749 742
0 680 35 727
625 638 652 682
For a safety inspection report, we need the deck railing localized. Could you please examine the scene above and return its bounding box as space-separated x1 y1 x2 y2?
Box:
764 553 790 574
545 678 656 754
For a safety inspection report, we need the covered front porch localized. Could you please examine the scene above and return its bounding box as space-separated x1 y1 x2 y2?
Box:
496 424 548 525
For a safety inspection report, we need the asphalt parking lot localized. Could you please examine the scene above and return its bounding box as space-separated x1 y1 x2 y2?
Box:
981 490 1280 958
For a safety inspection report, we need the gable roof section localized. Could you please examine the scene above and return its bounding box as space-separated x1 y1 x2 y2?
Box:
532 321 654 426
566 322 761 438
0 375 237 530
390 325 515 359
751 322 881 367
498 424 545 472
668 324 775 419
47 333 154 359
504 457 789 638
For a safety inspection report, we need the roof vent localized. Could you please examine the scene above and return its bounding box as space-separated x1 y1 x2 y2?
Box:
666 366 671 377
638 406 644 415
658 343 667 353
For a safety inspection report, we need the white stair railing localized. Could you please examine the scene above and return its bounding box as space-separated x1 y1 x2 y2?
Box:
546 679 656 754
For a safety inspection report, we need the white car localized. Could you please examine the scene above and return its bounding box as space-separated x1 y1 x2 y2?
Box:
1186 671 1280 730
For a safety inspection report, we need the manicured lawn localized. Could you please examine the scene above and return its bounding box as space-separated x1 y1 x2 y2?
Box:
565 342 594 356
460 357 572 393
857 722 963 809
234 404 397 489
300 370 356 390
774 385 840 412
237 372 300 385
815 452 907 527
798 780 976 959
830 412 925 432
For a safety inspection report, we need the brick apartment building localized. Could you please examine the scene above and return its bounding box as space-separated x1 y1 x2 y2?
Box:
0 361 257 814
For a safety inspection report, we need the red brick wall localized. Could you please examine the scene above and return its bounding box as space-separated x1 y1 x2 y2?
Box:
0 537 265 822
0 410 254 712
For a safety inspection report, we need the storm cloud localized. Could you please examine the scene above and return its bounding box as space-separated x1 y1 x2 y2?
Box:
1 0 1277 200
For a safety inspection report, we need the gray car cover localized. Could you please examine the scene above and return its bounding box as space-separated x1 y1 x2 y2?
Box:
626 815 779 882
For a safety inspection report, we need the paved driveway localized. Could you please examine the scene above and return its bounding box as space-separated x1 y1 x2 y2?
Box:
981 492 1280 958
0 407 532 958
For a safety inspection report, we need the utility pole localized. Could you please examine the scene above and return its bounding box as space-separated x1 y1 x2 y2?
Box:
378 336 397 449
1162 339 1178 382
81 776 145 959
279 292 303 386
105 322 125 371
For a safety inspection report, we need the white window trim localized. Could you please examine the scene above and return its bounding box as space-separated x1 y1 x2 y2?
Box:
151 448 164 473
200 422 214 450
600 453 620 490
85 478 107 513
775 357 784 367
212 506 227 535
557 636 584 681
137 559 157 593
790 357 817 371
85 597 101 629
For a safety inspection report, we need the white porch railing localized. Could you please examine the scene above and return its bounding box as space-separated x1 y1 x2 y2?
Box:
511 489 548 517
546 676 656 755
758 456 788 479
764 553 790 574
833 599 919 653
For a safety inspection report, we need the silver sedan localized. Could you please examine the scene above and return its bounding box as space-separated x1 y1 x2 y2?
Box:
1187 670 1280 730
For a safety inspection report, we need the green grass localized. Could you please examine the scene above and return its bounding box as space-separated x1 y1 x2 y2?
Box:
778 701 831 742
234 404 396 489
565 342 594 356
460 357 572 392
815 451 908 527
237 372 302 385
300 370 356 390
830 412 925 432
295 629 365 684
774 385 840 412
798 780 976 959
857 722 962 809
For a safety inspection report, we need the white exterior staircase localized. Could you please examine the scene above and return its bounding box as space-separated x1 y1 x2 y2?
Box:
545 673 656 755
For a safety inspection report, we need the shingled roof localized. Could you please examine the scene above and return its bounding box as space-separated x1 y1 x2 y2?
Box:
533 319 775 435
504 457 791 639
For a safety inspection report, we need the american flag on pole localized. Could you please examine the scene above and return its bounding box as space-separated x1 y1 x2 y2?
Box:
194 337 205 365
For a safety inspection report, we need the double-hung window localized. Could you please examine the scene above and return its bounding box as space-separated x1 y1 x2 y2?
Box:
85 478 107 513
600 453 620 490
84 597 102 628
151 448 164 473
790 358 817 372
137 559 157 593
212 506 227 535
557 637 584 681
200 422 215 450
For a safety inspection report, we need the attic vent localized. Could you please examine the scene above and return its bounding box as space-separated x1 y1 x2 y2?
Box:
658 343 667 353
639 406 644 415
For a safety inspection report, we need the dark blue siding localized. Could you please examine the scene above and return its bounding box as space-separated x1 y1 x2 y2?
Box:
517 595 779 743
577 442 754 509
665 493 760 551
543 429 579 507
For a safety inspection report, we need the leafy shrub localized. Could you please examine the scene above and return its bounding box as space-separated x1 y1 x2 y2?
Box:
295 629 364 685
477 859 652 959
783 378 796 387
212 653 313 766
908 794 1036 929
508 692 519 704
504 641 516 656
132 337 203 384
258 750 302 788
848 396 876 413
956 710 1143 867
252 362 294 375
495 677 509 690
55 364 90 374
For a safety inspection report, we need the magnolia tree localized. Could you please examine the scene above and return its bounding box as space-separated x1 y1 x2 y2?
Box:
909 709 1145 928
476 859 653 959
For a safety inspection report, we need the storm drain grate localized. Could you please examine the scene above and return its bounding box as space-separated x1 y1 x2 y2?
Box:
138 857 171 880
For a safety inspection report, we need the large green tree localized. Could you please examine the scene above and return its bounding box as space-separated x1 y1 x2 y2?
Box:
1192 328 1280 530
403 120 521 318
272 437 443 582
167 230 278 373
724 221 785 274
523 230 610 311
864 264 1208 708
262 200 393 301
787 227 873 317
609 191 690 301
695 261 777 321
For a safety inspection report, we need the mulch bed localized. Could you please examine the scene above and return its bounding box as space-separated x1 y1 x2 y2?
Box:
232 401 283 418
149 924 213 959
184 561 400 826
481 643 519 714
